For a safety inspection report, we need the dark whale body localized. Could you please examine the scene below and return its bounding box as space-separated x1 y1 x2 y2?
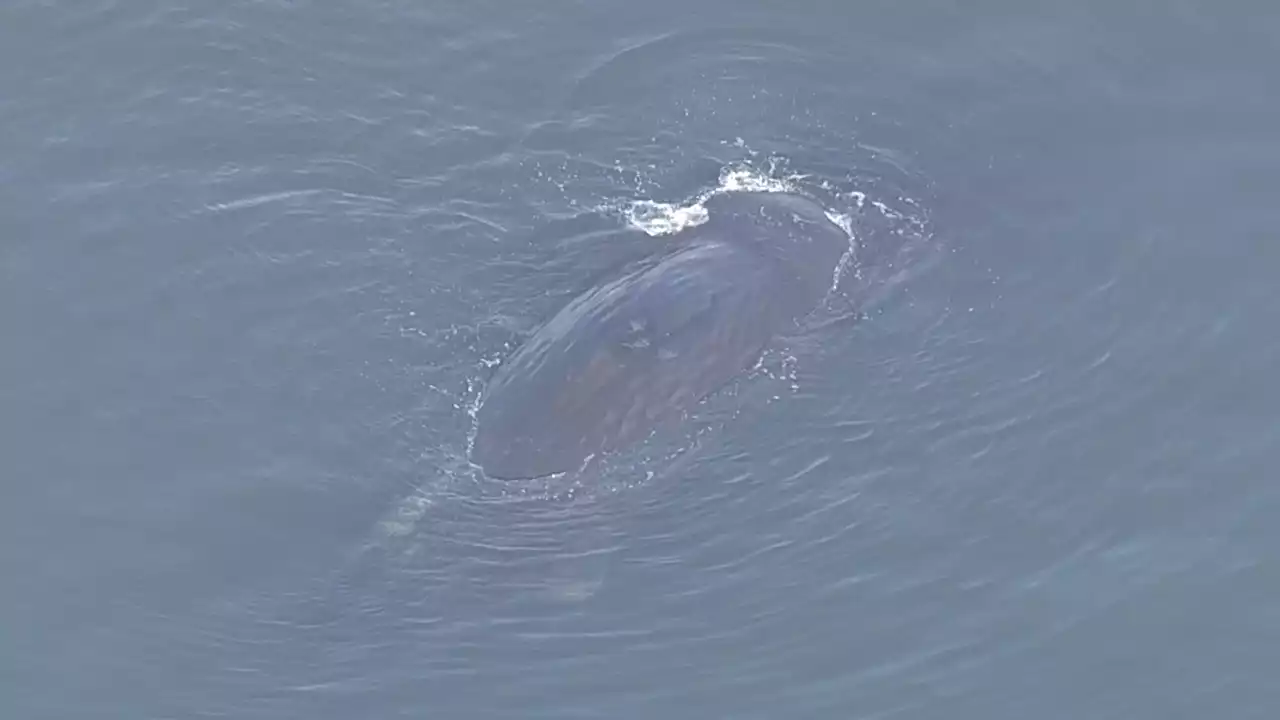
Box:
472 191 851 480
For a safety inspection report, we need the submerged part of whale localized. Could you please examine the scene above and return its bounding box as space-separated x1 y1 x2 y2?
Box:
472 191 852 480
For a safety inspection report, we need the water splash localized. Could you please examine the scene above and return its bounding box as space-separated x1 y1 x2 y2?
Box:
625 199 709 236
624 164 802 236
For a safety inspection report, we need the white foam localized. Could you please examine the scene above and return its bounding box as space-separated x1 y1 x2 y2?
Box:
624 165 802 237
625 200 709 236
715 166 796 195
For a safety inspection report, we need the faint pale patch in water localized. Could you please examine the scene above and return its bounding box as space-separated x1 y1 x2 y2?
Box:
540 575 605 603
378 490 435 539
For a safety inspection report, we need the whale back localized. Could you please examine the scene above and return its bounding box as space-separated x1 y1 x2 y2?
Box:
700 191 851 314
472 191 851 480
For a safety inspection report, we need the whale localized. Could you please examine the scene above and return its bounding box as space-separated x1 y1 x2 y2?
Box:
471 190 852 480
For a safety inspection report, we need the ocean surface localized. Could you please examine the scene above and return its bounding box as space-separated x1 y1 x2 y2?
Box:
4 1 1280 718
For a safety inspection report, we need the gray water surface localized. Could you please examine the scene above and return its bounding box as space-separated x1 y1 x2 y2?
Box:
5 2 1280 718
